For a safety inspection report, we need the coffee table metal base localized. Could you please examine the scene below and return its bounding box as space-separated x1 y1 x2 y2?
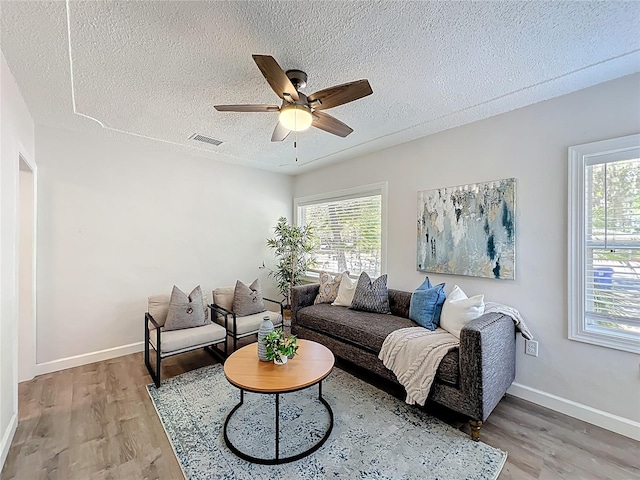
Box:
223 381 333 465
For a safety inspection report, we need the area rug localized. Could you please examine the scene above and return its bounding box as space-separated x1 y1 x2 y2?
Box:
147 364 506 480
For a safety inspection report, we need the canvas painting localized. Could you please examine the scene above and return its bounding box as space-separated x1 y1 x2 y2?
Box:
417 178 516 280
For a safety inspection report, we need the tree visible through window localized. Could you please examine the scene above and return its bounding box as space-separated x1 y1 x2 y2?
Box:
586 157 640 333
569 135 640 353
297 188 383 278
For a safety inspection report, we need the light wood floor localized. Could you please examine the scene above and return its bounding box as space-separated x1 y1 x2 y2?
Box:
1 349 638 480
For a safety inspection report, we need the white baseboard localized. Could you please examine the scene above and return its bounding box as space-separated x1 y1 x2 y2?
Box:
33 341 144 377
0 413 18 471
508 382 640 441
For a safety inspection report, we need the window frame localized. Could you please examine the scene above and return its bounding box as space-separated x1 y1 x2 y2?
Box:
294 182 388 280
568 134 640 354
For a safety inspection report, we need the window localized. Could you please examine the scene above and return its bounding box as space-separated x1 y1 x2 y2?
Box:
295 183 387 279
568 134 640 353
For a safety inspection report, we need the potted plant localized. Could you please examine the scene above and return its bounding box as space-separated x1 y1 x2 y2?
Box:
261 216 316 316
263 329 299 365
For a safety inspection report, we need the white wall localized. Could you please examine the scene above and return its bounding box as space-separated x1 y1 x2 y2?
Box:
294 74 640 436
0 53 35 469
18 165 36 383
34 125 292 369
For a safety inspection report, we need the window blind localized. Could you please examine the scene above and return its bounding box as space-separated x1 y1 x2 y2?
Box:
298 193 382 278
584 156 640 332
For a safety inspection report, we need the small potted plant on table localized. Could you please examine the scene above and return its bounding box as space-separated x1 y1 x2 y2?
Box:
264 329 299 365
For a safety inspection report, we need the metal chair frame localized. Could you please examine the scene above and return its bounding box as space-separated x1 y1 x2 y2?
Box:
210 298 284 353
144 312 227 388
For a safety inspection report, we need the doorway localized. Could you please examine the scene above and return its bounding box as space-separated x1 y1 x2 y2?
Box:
18 155 36 382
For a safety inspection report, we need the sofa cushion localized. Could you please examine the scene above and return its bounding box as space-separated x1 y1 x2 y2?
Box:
437 350 459 386
350 272 391 314
388 289 412 318
297 304 415 352
150 323 226 354
215 310 283 336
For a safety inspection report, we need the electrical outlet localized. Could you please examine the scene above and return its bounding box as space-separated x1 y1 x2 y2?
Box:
525 339 539 357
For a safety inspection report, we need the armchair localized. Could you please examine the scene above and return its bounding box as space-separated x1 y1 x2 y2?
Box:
211 286 284 352
145 293 227 388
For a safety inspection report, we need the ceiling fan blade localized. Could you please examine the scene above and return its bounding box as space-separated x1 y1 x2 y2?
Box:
311 111 353 137
271 122 291 142
252 55 299 102
307 79 372 110
214 104 280 112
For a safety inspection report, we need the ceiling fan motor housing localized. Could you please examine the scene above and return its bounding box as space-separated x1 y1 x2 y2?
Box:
286 69 308 90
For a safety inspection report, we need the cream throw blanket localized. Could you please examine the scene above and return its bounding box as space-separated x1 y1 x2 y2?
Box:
379 302 533 406
378 327 459 406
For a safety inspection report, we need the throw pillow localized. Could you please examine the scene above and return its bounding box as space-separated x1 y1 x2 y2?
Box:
439 285 485 338
409 277 446 331
350 272 391 314
164 285 209 331
232 279 266 316
332 274 357 307
314 271 350 304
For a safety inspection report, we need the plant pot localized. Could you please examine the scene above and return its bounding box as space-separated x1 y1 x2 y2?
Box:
274 354 288 365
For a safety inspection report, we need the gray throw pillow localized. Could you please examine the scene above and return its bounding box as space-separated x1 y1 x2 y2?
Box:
350 272 391 314
232 279 266 316
164 285 209 331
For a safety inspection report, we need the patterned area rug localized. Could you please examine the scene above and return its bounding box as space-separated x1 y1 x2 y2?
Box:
147 364 506 480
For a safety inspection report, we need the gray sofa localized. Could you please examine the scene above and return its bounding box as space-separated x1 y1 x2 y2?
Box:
291 284 516 440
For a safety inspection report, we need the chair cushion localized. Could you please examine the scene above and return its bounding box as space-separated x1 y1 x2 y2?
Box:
213 286 234 315
150 323 226 354
297 304 414 352
233 279 266 316
215 310 282 336
148 294 171 327
164 285 210 331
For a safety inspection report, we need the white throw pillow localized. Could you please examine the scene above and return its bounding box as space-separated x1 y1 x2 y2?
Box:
332 274 357 307
440 285 485 338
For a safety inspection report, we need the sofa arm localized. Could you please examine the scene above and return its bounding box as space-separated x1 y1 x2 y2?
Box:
291 284 320 326
459 312 516 421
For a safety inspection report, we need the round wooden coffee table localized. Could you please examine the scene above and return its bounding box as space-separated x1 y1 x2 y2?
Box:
223 339 335 464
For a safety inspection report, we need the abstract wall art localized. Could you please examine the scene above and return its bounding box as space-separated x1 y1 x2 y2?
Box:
417 178 516 280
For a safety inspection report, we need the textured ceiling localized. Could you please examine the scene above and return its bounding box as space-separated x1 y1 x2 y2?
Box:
1 1 639 174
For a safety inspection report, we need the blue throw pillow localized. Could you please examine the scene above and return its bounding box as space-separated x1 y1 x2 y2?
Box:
409 277 446 331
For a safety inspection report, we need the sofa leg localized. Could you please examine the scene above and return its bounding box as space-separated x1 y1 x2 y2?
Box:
469 420 482 442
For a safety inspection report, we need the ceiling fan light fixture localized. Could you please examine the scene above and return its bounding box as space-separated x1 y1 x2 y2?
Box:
279 105 312 131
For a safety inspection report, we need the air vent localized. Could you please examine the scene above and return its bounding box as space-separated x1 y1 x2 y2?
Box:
189 133 223 146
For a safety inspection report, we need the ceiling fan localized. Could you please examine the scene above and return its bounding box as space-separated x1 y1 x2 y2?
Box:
214 55 373 142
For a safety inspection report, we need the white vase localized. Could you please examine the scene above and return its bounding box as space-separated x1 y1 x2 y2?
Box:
274 354 288 365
